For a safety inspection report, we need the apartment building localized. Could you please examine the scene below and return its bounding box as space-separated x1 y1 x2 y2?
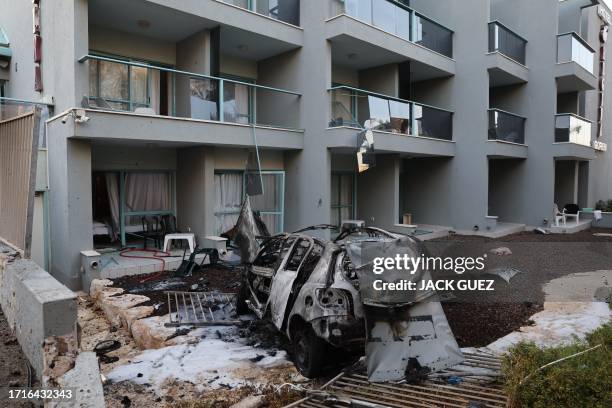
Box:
0 0 611 290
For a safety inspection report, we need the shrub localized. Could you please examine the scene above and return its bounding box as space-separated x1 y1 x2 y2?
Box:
595 200 612 212
502 323 612 408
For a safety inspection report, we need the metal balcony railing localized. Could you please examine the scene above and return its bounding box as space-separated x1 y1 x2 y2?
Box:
488 21 527 65
220 0 300 26
79 54 301 130
488 108 526 144
329 0 453 58
557 32 595 74
329 85 453 141
555 113 592 146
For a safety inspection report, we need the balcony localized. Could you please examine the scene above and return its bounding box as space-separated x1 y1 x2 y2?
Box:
327 86 454 156
553 113 594 160
88 0 303 62
220 0 300 26
326 0 454 80
74 54 303 149
556 33 597 92
486 109 527 158
486 21 528 86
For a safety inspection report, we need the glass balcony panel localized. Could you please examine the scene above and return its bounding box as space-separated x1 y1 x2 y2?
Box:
414 104 453 140
557 33 594 73
189 78 219 121
223 0 249 7
345 0 373 24
389 100 410 134
98 60 128 102
414 15 453 58
367 95 391 124
223 82 252 124
372 0 396 35
488 110 525 144
85 55 300 129
395 6 411 40
257 0 300 26
329 87 452 140
130 66 149 105
555 114 592 146
488 22 526 65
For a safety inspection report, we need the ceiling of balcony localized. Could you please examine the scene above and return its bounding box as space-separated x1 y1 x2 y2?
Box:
88 0 299 61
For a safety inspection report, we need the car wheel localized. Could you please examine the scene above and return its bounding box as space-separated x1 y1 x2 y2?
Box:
292 324 327 378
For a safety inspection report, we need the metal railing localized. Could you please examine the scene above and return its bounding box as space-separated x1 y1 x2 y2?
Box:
220 0 300 26
557 32 595 74
488 21 527 65
79 54 302 130
555 113 592 146
329 0 453 58
329 85 453 141
488 108 526 144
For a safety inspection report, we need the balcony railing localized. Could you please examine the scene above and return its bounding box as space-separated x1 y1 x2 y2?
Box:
220 0 300 26
488 21 527 65
329 0 453 58
79 54 301 130
329 85 453 141
557 32 595 74
488 109 526 144
555 113 592 146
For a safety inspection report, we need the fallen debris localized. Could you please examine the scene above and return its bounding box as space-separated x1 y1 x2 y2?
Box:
490 246 513 256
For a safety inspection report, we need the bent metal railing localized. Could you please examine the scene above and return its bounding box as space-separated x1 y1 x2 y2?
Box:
78 54 302 130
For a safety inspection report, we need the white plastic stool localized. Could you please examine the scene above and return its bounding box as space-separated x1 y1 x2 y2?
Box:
163 233 196 254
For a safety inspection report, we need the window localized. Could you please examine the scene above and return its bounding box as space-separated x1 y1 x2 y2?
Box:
214 170 285 235
331 172 355 227
221 75 254 124
89 56 150 111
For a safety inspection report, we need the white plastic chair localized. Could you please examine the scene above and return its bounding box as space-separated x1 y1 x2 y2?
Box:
553 204 566 227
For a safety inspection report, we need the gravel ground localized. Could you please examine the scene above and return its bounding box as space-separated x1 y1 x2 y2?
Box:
0 308 35 408
429 228 612 346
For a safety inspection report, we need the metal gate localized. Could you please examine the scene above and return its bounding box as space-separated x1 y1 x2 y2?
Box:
0 108 40 256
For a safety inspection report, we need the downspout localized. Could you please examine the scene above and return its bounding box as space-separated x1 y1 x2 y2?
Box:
597 10 609 140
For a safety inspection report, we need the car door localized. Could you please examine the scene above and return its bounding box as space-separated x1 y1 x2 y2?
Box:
265 237 314 329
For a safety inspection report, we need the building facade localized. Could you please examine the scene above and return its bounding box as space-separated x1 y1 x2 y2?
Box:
1 0 611 290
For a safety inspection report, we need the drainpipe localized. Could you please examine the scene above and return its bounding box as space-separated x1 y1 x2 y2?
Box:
597 7 610 140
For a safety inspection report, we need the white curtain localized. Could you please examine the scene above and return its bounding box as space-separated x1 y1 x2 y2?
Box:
105 173 120 241
124 173 171 225
224 83 250 124
214 173 244 235
250 174 282 234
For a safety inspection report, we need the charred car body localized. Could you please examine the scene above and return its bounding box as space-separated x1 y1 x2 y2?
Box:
233 199 463 380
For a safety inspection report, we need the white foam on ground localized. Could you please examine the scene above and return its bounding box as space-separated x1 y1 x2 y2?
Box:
106 325 289 390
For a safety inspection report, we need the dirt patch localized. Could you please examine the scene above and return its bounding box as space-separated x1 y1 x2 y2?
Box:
111 265 241 316
442 302 543 347
0 308 36 408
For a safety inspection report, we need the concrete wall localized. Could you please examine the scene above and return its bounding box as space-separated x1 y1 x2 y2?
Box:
356 155 399 229
91 146 177 171
89 25 176 65
400 157 453 225
0 244 77 377
175 30 211 118
358 64 399 96
332 65 359 86
488 159 526 221
220 54 257 79
48 124 93 290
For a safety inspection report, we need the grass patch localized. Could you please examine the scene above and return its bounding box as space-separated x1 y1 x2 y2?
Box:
502 323 612 407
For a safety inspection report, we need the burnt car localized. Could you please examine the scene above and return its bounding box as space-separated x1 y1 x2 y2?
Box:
236 226 388 376
232 199 462 379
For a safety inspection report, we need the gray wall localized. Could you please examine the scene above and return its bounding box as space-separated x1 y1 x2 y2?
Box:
356 155 399 229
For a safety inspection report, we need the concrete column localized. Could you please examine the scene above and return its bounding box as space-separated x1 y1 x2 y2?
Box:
283 3 333 235
48 129 92 290
175 30 212 118
44 0 89 111
176 146 216 243
356 155 400 229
